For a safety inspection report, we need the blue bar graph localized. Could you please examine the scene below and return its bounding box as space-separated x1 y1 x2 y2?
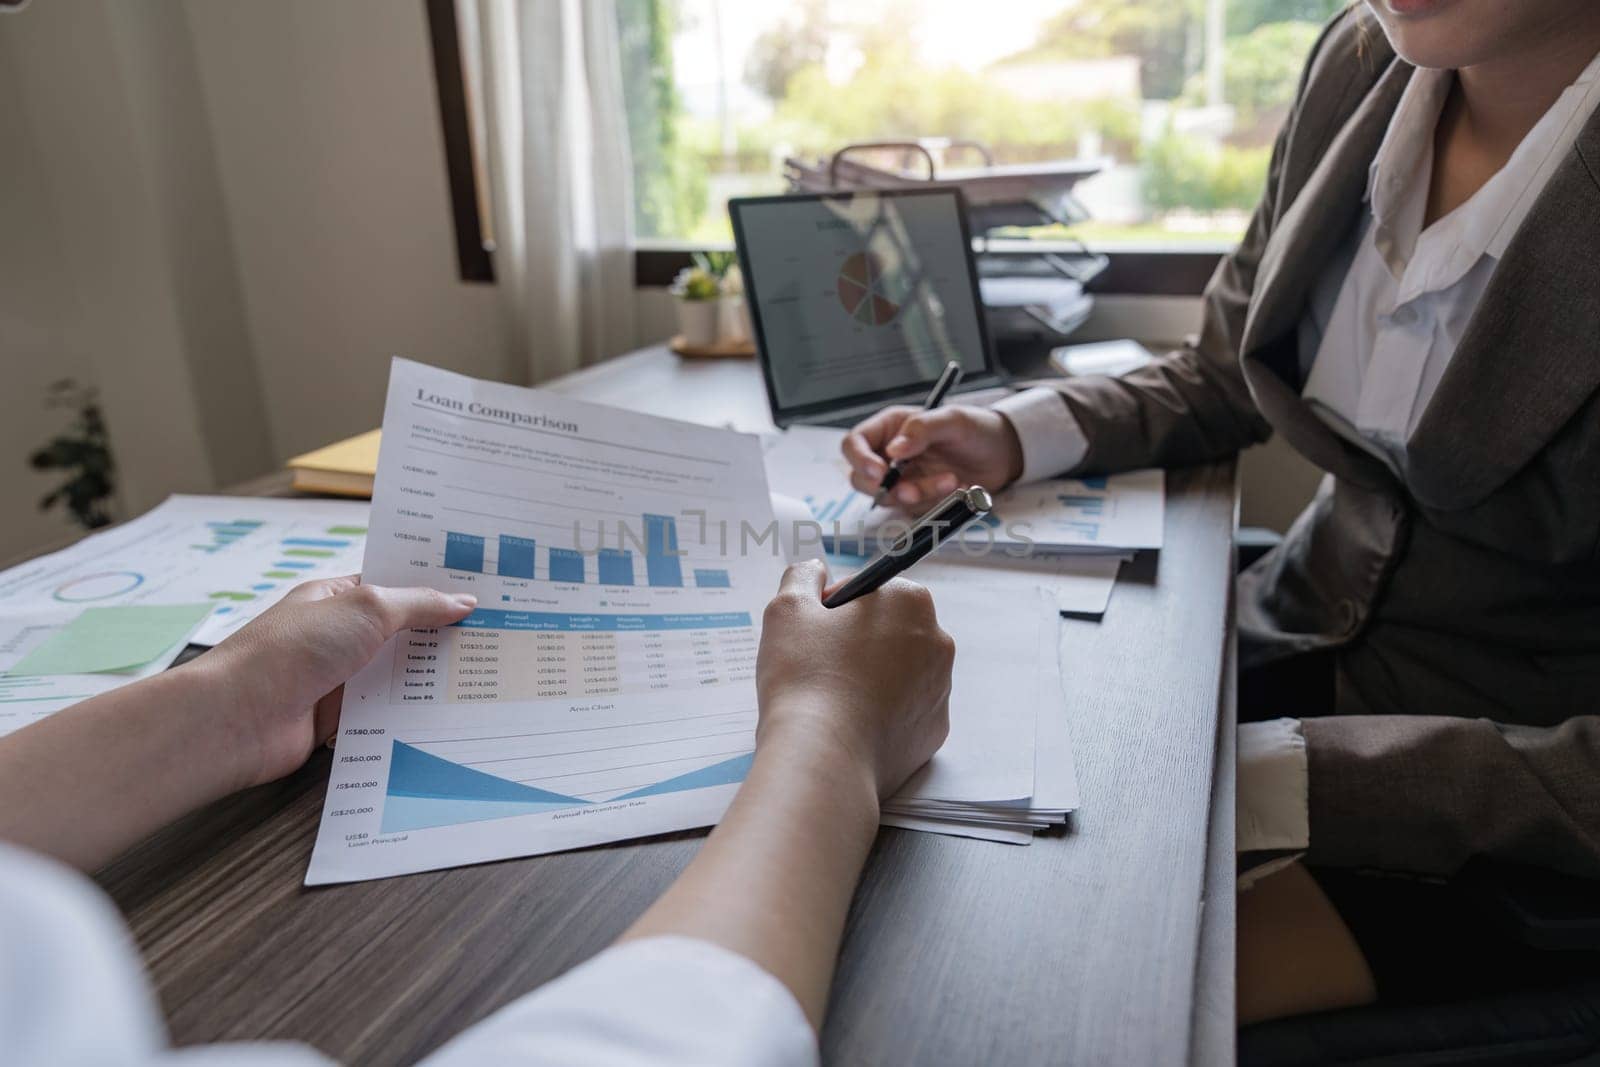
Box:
274 560 315 570
444 532 485 572
549 548 585 583
694 569 730 588
498 535 536 579
644 514 683 588
598 548 634 586
1057 495 1105 514
282 537 354 549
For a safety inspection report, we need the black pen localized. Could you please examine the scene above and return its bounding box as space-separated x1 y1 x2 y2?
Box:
873 360 964 506
823 487 993 609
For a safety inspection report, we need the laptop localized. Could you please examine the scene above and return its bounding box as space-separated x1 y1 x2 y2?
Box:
729 188 1004 428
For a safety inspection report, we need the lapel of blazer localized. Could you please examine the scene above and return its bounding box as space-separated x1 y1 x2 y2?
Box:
1403 111 1600 510
1237 56 1415 491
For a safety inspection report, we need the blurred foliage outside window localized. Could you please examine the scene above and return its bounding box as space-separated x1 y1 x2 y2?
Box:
619 0 1343 248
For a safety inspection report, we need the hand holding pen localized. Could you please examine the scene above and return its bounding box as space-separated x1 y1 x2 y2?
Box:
841 367 1025 510
871 362 963 506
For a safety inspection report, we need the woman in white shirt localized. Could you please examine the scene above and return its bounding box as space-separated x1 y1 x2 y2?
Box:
0 561 953 1064
842 0 1600 1028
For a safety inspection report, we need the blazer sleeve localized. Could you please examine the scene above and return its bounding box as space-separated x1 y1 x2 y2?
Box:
1302 714 1600 880
1047 195 1275 475
1017 13 1365 476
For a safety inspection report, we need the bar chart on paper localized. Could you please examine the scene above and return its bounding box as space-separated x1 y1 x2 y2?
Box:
433 518 733 590
306 358 786 884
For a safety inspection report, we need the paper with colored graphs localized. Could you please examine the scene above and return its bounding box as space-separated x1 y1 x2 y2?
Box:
0 495 369 646
305 359 789 884
762 425 1164 554
0 605 208 737
9 603 213 675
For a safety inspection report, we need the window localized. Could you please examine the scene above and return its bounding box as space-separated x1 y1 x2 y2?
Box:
619 0 1343 250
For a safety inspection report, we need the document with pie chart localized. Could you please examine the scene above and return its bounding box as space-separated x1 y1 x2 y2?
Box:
736 192 989 411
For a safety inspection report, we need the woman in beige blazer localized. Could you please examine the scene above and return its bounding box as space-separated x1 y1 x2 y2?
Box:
844 0 1600 1021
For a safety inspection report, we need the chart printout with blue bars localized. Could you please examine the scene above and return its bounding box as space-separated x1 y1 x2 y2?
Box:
306 358 788 885
440 513 740 590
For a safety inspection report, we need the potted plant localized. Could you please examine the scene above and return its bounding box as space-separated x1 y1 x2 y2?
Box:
670 251 731 348
31 378 116 529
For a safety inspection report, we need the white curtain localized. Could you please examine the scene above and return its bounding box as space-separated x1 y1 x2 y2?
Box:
469 0 636 382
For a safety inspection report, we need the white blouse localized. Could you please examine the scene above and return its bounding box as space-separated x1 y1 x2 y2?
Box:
0 843 817 1066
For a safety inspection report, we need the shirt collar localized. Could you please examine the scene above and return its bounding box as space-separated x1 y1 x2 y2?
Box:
1364 47 1600 297
1482 45 1600 259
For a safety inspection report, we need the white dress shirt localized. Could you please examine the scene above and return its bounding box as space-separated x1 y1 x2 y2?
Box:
994 48 1600 858
0 843 817 1066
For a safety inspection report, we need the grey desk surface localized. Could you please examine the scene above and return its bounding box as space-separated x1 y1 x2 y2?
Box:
88 345 1238 1065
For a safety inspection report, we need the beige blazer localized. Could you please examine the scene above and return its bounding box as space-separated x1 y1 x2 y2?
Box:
1047 10 1600 879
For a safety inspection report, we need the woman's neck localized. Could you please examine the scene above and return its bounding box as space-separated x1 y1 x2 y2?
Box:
1455 30 1600 156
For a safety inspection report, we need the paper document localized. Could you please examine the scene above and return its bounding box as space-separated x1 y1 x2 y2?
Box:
0 608 197 737
988 469 1163 553
762 426 886 531
0 496 370 646
763 426 1163 553
8 603 212 676
884 586 1077 838
890 585 1043 805
305 359 787 885
820 542 1120 618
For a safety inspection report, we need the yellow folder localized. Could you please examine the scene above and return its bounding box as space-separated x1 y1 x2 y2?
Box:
286 429 380 498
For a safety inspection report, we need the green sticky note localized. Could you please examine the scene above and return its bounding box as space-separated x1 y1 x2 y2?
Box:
8 603 214 676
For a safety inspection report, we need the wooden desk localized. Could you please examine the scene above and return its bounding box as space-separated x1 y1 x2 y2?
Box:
92 345 1239 1065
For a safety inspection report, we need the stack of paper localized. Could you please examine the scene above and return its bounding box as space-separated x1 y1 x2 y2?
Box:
0 496 370 737
879 584 1076 844
763 425 1164 556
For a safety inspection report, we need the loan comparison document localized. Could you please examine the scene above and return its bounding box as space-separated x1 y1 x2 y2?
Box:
306 359 785 884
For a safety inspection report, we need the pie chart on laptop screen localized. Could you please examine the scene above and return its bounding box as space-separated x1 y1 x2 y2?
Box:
837 251 901 326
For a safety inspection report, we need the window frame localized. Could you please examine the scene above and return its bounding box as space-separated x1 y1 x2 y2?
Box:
426 0 1228 298
635 243 1223 296
425 0 496 284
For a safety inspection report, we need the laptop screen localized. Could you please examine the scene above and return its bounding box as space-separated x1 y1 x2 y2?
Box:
730 188 995 426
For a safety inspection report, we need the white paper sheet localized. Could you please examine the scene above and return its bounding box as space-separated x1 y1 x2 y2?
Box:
819 541 1121 618
887 585 1042 806
0 496 369 646
305 359 788 885
882 586 1078 835
880 813 1036 845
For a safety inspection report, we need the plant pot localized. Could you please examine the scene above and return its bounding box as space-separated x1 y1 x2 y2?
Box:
718 295 751 344
675 298 719 347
